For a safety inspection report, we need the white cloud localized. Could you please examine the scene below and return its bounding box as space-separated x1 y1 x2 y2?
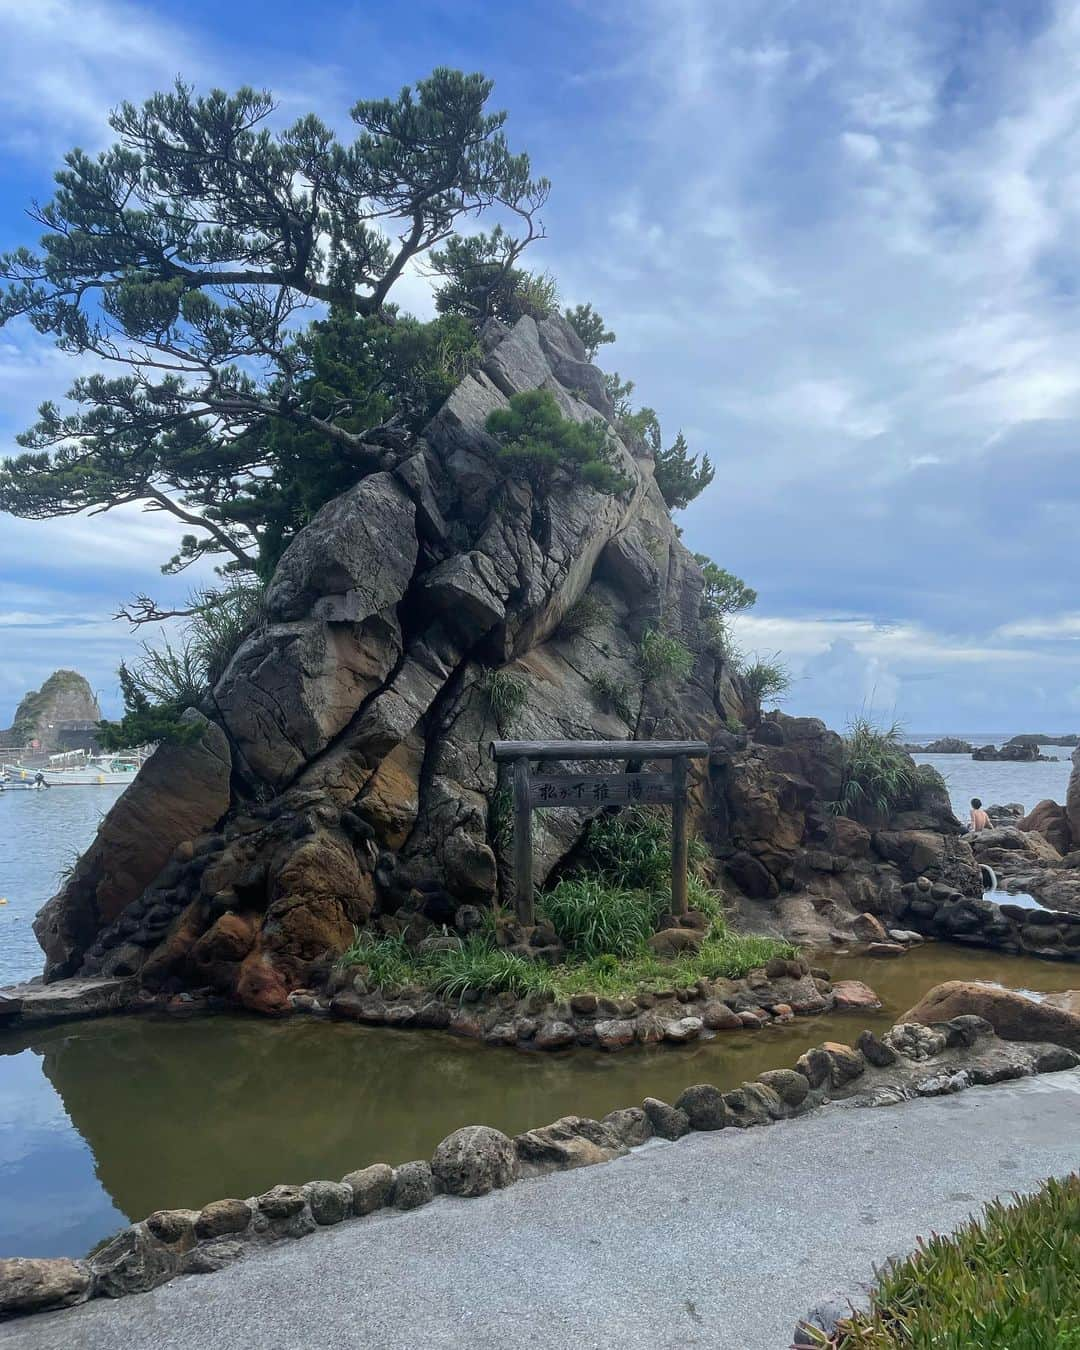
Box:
0 0 203 155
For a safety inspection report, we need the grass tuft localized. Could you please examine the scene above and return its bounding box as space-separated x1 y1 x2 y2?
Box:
817 1173 1080 1349
831 716 919 819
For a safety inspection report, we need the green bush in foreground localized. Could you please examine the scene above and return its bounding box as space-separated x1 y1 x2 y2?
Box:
819 1174 1080 1349
541 877 664 960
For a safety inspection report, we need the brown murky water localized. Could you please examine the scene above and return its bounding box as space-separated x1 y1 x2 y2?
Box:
2 942 1077 1257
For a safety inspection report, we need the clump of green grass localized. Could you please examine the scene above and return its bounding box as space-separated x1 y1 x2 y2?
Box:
559 592 611 638
589 670 635 723
541 877 665 960
340 931 415 988
339 924 797 1001
425 938 552 999
831 717 919 819
638 628 695 684
478 668 527 733
816 1174 1080 1349
741 654 791 707
577 806 708 894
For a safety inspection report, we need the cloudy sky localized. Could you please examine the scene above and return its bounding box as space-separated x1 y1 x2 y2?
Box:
1 0 1078 733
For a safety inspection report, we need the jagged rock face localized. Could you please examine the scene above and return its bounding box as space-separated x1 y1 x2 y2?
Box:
0 669 100 749
34 711 232 980
34 315 974 1005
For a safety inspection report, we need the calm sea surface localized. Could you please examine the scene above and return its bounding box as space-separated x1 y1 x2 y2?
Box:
0 736 1073 988
0 787 124 987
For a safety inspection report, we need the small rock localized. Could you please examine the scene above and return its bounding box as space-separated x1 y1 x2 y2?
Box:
887 929 924 945
534 1020 576 1050
702 1000 741 1030
180 1239 246 1275
852 913 889 943
884 1022 947 1062
195 1198 251 1240
431 1126 517 1197
856 1029 898 1068
90 1226 177 1298
392 1160 435 1210
635 1011 666 1044
647 928 706 956
642 1097 690 1140
570 993 598 1015
737 1009 765 1028
831 980 882 1011
674 1084 728 1130
145 1209 198 1247
342 1163 395 1216
256 1184 306 1219
1033 1045 1080 1074
722 1085 773 1127
513 1117 625 1175
757 1069 810 1108
822 1041 866 1085
867 942 907 958
0 1258 91 1317
302 1180 352 1225
601 1107 653 1148
594 1018 636 1050
662 1016 704 1043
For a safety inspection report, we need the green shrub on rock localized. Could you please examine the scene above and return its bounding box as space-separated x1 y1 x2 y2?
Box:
485 388 630 496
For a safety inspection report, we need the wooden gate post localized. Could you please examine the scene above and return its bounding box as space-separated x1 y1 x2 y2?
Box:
512 754 535 925
670 753 689 918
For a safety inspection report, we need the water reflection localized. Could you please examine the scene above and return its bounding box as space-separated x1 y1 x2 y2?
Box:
2 943 1078 1257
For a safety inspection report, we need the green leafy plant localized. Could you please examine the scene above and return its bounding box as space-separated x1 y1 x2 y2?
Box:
432 229 557 324
653 432 714 511
742 655 791 708
638 628 695 684
579 806 706 894
831 717 919 819
818 1174 1080 1348
478 668 527 733
0 69 548 609
562 302 615 360
589 671 635 724
485 388 630 497
488 785 514 848
541 877 665 960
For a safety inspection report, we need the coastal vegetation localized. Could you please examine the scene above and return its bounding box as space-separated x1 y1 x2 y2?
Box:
820 1173 1080 1349
832 717 920 819
342 807 797 998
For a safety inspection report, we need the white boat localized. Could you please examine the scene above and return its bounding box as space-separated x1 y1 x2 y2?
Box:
2 754 145 787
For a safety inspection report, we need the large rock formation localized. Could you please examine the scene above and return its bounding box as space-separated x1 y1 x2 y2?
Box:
0 669 100 750
33 316 979 1009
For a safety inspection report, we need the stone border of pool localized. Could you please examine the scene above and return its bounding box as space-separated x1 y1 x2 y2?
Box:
2 1015 1076 1322
890 876 1080 958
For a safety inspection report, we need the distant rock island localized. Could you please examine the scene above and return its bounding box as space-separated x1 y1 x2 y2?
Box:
0 670 101 752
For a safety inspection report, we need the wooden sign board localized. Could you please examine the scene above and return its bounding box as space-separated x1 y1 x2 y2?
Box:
528 774 674 807
488 738 709 928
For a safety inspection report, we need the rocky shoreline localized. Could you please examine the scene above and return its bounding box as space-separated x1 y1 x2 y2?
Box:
2 1009 1075 1322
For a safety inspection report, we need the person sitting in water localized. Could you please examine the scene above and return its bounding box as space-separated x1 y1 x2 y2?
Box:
969 797 992 831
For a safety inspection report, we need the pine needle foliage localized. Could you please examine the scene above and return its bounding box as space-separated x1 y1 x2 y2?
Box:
485 388 630 496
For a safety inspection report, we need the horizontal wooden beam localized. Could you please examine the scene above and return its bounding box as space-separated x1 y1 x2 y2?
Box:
489 739 709 762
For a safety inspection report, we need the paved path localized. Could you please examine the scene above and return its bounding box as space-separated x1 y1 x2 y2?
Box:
6 1070 1080 1350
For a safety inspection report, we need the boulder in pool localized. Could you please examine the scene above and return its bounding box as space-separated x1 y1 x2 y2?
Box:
903 981 1080 1051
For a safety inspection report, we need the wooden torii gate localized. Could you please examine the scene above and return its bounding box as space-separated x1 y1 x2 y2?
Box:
488 739 709 925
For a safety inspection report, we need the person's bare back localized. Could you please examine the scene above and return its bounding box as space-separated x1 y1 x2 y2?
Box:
969 797 992 831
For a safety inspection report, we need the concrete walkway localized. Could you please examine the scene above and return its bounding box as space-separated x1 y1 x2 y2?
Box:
6 1070 1079 1350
